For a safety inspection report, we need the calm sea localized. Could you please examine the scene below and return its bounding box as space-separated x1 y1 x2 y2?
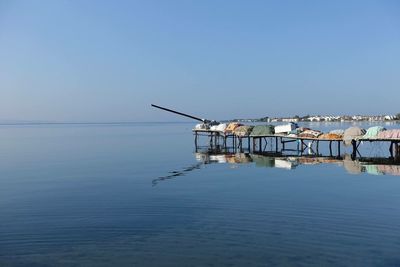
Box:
1 122 400 267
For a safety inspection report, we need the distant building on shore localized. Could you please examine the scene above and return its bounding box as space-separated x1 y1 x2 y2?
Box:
257 114 399 123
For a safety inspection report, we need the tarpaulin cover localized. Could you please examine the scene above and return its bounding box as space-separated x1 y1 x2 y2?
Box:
250 125 275 136
287 127 310 137
224 123 242 134
234 125 254 137
362 126 386 139
210 123 228 132
330 129 345 135
343 127 366 146
377 129 400 139
319 133 343 140
194 123 210 130
298 129 323 138
274 123 297 134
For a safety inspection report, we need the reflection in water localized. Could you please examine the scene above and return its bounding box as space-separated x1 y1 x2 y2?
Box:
196 151 252 164
194 148 400 177
152 162 203 186
155 147 400 186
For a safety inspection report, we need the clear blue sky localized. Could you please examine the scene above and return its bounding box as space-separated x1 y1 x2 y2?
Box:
1 0 399 122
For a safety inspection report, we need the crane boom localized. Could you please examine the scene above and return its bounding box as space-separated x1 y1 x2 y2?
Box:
151 104 210 123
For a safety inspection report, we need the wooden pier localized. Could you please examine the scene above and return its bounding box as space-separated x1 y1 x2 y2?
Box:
150 104 400 158
193 129 400 158
352 137 400 158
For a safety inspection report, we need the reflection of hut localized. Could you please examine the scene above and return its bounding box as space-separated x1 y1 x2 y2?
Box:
225 154 237 164
318 157 343 166
196 150 400 176
364 165 382 175
287 157 299 163
195 153 209 162
234 153 252 163
377 165 400 176
343 154 364 174
298 157 320 165
209 155 227 163
250 154 275 167
274 159 295 169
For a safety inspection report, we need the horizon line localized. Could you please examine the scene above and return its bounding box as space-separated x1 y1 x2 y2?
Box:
0 121 196 126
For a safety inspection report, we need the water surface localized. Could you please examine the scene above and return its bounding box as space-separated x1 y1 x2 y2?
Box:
1 122 400 266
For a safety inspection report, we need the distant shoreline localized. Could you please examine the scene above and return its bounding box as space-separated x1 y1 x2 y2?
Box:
231 114 400 123
0 121 194 126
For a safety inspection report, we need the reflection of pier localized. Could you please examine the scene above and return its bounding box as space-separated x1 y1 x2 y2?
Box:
152 162 203 186
193 130 400 159
154 147 400 186
194 147 400 176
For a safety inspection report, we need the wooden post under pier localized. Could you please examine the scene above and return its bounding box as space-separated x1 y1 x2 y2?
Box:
391 141 400 158
351 140 357 159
